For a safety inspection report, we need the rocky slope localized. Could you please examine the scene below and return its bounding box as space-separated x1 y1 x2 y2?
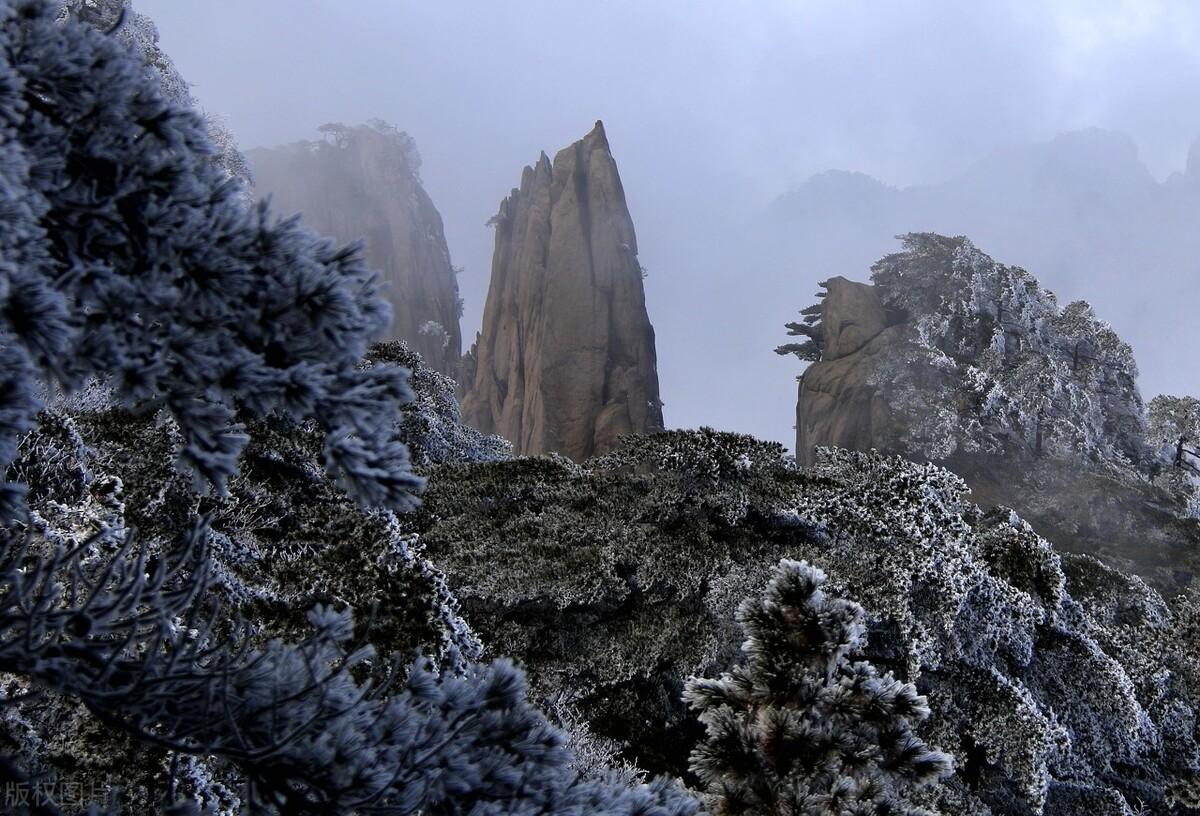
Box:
248 123 463 374
457 121 664 460
780 233 1200 595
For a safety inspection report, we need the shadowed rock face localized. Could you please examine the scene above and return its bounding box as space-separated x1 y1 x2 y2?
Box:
458 121 663 460
248 123 462 374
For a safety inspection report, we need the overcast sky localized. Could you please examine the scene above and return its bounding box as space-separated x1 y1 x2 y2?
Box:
139 0 1200 448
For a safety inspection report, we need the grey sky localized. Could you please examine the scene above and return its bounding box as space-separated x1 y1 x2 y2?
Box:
139 0 1200 448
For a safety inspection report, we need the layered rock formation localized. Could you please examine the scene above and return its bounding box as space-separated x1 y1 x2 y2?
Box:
458 121 663 460
248 123 462 374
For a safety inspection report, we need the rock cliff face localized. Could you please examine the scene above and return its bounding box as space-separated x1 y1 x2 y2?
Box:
458 121 663 460
793 277 903 464
247 123 462 374
784 233 1200 594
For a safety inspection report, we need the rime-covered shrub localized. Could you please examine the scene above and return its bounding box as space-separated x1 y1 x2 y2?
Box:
1149 395 1200 468
409 431 1200 814
0 517 698 816
0 342 710 812
686 559 954 816
0 402 481 812
0 341 501 808
0 0 421 515
56 0 253 188
363 343 511 468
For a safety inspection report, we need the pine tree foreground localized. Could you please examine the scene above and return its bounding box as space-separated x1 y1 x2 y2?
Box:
0 3 701 813
685 559 954 816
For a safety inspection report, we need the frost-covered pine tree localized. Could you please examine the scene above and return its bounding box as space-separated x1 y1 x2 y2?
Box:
0 0 423 516
685 559 953 816
56 0 253 187
1148 394 1200 474
776 300 825 363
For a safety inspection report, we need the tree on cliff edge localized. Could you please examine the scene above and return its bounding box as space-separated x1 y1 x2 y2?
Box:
1149 394 1200 474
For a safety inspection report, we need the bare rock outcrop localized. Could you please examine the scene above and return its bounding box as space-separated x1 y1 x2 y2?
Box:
247 123 462 374
458 121 663 460
794 277 902 465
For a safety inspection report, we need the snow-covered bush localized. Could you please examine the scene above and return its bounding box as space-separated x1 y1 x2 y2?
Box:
0 512 697 815
363 342 511 467
686 559 954 815
410 430 1200 814
0 0 421 516
56 0 253 188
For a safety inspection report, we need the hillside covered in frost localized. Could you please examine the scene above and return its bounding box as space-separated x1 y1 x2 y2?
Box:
403 429 1200 814
781 233 1200 595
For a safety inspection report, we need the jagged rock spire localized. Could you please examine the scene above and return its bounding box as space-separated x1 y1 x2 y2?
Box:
459 121 663 460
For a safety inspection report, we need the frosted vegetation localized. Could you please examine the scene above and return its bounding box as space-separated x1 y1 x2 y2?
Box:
410 432 1199 814
0 2 1195 815
0 3 694 813
685 558 954 815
